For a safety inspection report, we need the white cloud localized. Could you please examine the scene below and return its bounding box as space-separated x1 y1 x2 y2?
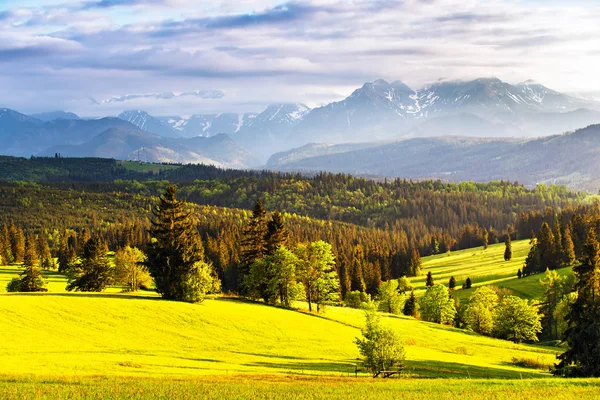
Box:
0 0 599 116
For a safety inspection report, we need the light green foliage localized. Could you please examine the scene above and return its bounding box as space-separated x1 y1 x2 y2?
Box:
344 290 371 309
355 308 405 377
397 276 413 293
246 246 303 306
464 286 499 335
114 246 151 292
377 280 405 314
419 284 456 325
494 296 542 343
554 292 577 339
540 269 566 338
295 241 339 312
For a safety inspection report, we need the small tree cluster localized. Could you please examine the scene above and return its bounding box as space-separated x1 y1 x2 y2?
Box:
419 284 456 325
462 286 542 343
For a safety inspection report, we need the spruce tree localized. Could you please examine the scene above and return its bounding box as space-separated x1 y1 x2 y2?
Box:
22 234 38 269
67 235 113 292
425 271 434 287
264 211 289 255
146 185 209 302
555 228 600 377
10 223 25 264
448 276 456 290
0 224 13 264
408 248 422 277
403 291 418 317
517 268 522 279
504 235 512 261
465 277 472 289
57 231 76 273
523 240 540 277
18 234 46 292
538 222 557 271
239 199 268 288
37 233 54 270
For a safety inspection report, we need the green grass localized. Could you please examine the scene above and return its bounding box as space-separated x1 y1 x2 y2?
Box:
415 239 572 301
1 375 599 399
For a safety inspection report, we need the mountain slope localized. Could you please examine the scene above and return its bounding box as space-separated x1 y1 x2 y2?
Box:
118 110 181 138
267 124 600 191
30 111 80 122
159 113 257 138
43 127 258 168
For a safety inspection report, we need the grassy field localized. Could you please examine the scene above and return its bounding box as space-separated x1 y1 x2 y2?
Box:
0 243 594 399
414 239 572 301
1 375 599 399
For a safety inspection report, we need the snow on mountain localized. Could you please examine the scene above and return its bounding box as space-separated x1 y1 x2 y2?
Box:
118 110 181 138
158 113 258 138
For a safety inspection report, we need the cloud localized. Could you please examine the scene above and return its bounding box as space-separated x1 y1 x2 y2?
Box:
98 89 225 103
0 0 599 116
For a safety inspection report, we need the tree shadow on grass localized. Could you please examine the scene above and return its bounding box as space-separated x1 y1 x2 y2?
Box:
0 292 161 301
243 359 358 375
404 360 548 379
231 351 308 361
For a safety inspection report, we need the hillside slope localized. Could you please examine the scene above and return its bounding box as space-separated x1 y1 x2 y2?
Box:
0 292 558 379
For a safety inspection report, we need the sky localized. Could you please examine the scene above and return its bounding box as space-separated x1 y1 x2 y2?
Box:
0 0 599 117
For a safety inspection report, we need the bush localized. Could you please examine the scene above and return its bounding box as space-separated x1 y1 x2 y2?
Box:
344 291 371 309
6 278 22 292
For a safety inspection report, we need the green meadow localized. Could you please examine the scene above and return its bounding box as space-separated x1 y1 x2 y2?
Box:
1 240 598 399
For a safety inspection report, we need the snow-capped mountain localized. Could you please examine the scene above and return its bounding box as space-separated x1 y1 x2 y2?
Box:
159 113 257 138
118 110 181 138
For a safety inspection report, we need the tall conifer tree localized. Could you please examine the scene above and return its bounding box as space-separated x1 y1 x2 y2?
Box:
555 228 600 377
146 185 210 302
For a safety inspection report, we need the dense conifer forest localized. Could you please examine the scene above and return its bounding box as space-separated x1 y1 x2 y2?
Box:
0 157 588 295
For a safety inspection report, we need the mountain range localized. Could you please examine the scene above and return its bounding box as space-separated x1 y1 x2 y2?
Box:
2 76 600 183
0 108 257 168
112 77 600 162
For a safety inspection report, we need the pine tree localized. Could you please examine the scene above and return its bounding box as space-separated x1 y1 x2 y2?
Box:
146 185 211 302
67 235 113 292
448 276 456 290
239 199 268 289
403 291 418 317
425 271 434 287
504 235 512 261
264 211 289 255
555 228 600 377
517 268 522 279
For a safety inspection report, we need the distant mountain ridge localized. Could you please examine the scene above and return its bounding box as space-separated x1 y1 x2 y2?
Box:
0 108 257 168
267 124 600 191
